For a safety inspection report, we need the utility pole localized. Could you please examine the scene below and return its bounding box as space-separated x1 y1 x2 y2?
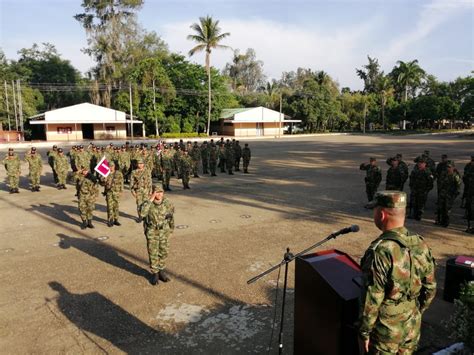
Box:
11 80 18 131
153 80 159 137
4 81 10 131
363 99 367 134
17 79 24 140
129 83 133 144
279 92 283 138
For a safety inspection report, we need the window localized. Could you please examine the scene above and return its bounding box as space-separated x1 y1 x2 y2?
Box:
106 126 115 132
57 127 72 134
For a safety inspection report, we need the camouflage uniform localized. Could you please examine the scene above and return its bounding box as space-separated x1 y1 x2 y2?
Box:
234 141 242 171
119 148 131 183
225 143 235 175
101 164 124 226
385 158 406 191
54 153 69 188
395 155 409 191
360 159 382 203
201 142 210 174
180 152 193 189
25 150 43 191
130 164 152 220
218 145 226 173
359 191 437 354
47 147 58 184
242 144 251 173
173 148 183 179
161 147 174 191
190 143 201 178
3 152 21 192
435 163 461 227
409 164 434 220
78 172 99 228
139 185 175 276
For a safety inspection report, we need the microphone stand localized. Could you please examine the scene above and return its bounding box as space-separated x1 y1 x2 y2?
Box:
247 230 349 354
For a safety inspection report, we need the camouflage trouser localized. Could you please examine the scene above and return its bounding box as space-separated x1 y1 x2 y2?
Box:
182 171 190 187
145 227 171 273
202 158 209 174
234 157 241 171
162 169 171 188
7 174 19 189
192 160 200 176
412 191 429 219
78 196 95 220
49 162 58 183
106 192 120 222
465 195 473 227
243 158 250 171
57 169 68 186
174 159 181 177
366 183 378 202
226 158 233 173
135 190 148 217
370 302 421 355
219 158 226 172
436 195 456 225
29 172 41 188
209 160 217 175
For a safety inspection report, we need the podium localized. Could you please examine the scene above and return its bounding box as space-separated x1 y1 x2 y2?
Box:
443 257 474 302
294 250 362 355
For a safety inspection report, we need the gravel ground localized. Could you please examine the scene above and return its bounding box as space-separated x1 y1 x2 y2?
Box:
0 133 473 354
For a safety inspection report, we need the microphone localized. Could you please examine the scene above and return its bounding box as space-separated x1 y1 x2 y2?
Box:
330 225 360 238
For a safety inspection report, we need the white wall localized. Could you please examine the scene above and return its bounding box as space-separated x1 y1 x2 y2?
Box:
234 107 284 122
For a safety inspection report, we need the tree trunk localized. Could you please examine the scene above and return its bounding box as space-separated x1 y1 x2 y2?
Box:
207 52 212 135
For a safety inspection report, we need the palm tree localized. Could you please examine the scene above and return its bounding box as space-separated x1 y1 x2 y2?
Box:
391 60 425 128
377 75 393 130
187 16 230 134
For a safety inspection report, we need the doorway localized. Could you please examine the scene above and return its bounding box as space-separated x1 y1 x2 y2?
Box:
82 124 94 139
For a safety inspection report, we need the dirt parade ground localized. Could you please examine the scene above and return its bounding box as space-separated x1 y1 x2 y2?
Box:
0 133 473 354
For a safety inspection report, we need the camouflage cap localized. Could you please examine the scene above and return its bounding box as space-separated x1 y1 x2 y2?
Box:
446 160 455 168
366 191 407 209
369 157 376 162
109 161 115 167
8 148 13 151
152 184 164 193
136 158 144 164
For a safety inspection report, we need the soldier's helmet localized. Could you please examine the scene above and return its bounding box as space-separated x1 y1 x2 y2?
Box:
366 191 407 209
152 184 164 193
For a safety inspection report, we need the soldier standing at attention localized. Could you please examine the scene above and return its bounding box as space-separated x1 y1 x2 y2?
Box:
201 141 210 175
130 158 152 223
234 140 242 171
139 184 175 285
385 157 404 191
409 158 434 220
78 166 99 230
54 148 69 190
435 161 461 227
47 145 58 184
190 142 201 178
180 149 193 189
25 147 42 192
160 145 174 191
218 144 226 173
101 161 124 227
395 154 409 190
360 157 382 208
225 141 234 175
209 142 218 176
3 148 20 193
358 191 436 354
242 143 251 174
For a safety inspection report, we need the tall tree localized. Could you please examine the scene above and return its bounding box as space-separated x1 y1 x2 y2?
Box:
356 56 382 94
377 75 393 130
187 16 230 134
223 48 265 93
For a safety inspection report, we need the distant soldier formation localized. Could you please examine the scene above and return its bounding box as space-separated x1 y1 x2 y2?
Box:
360 150 473 233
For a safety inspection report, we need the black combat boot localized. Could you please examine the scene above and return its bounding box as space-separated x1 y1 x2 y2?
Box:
87 219 94 228
14 188 19 193
136 217 143 223
81 220 88 230
158 270 170 282
9 188 14 194
62 185 67 189
151 273 159 285
113 220 121 226
107 220 113 227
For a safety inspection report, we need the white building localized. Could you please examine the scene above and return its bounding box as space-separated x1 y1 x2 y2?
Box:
215 107 301 137
29 103 142 141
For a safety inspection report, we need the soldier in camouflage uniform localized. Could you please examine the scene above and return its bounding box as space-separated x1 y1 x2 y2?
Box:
180 149 193 189
360 157 382 207
463 156 474 233
359 191 436 354
218 144 226 173
394 154 409 191
209 142 218 176
385 157 406 191
190 142 201 178
435 161 461 227
408 158 434 220
225 142 235 175
161 145 174 191
100 162 124 227
140 184 175 285
130 158 152 223
25 147 42 191
242 143 251 173
234 140 242 171
3 148 20 193
47 145 58 184
54 148 69 189
201 141 210 174
173 144 183 179
78 167 99 229
119 145 131 184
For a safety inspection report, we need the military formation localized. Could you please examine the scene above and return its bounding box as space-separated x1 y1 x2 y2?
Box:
360 150 473 232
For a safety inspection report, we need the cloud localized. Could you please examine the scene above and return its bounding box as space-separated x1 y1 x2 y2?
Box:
160 17 382 90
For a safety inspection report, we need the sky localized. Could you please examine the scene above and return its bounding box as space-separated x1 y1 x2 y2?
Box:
0 0 473 90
